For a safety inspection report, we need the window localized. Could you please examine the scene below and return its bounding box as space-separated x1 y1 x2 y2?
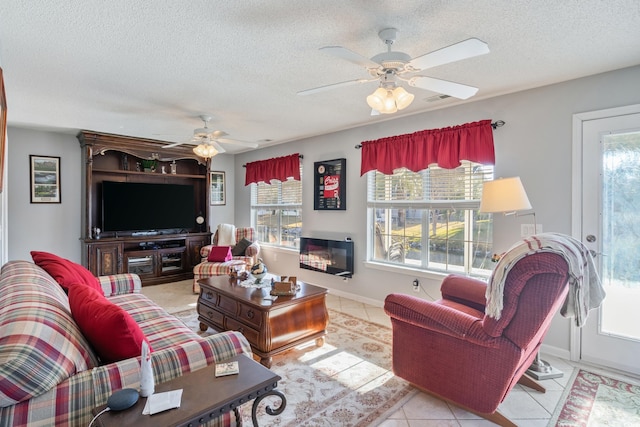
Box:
251 168 302 248
367 161 493 276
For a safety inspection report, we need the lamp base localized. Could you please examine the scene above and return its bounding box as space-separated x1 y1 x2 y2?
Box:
526 358 564 380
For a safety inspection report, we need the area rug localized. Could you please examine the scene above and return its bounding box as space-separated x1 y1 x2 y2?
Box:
551 368 640 426
174 308 418 426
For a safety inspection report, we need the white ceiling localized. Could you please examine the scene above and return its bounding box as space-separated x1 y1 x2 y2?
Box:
1 1 640 153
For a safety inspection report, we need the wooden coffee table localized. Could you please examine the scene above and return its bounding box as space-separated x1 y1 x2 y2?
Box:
92 354 285 427
197 275 329 368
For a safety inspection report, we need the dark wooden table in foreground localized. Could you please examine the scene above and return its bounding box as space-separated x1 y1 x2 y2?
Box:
197 275 329 368
93 354 285 427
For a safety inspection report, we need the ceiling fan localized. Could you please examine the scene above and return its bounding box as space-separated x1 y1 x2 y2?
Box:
162 115 259 153
298 28 489 113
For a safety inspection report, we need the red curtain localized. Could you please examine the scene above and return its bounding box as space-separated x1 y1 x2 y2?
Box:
245 153 301 185
360 119 495 175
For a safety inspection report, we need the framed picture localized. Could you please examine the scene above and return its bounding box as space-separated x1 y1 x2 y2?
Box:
30 155 61 203
314 158 346 210
210 171 226 205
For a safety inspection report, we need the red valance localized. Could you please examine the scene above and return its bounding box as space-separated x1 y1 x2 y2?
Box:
360 119 495 175
245 153 301 185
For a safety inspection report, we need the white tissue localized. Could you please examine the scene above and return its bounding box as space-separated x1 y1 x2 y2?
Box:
139 341 154 397
142 389 183 415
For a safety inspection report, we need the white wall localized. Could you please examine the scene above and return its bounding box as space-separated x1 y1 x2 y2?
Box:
207 153 236 232
6 65 640 356
233 65 640 356
7 128 82 261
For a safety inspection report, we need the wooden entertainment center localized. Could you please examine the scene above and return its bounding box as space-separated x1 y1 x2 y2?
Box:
78 131 212 286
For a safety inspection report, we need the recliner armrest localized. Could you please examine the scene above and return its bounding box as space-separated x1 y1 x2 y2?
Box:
384 293 494 346
440 274 487 312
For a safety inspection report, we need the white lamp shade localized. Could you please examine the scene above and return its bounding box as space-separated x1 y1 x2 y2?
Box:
479 177 532 213
366 87 388 111
393 86 415 110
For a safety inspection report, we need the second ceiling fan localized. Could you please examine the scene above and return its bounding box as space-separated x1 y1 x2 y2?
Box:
162 115 259 153
298 28 490 114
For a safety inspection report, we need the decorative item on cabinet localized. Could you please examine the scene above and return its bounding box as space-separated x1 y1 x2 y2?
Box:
141 159 157 173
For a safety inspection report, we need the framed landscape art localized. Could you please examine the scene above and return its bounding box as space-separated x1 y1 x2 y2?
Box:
30 155 61 203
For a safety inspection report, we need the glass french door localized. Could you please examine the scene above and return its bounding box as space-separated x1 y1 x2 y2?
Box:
575 105 640 375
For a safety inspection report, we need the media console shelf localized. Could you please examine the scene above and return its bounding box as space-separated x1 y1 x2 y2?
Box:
78 131 212 286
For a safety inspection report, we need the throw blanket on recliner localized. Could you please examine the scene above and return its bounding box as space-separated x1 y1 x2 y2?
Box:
486 232 605 327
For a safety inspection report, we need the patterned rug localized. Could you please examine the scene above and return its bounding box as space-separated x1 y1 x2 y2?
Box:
551 368 640 426
174 308 417 426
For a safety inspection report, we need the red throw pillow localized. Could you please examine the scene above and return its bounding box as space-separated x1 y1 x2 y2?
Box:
31 251 101 292
68 285 150 364
207 246 233 262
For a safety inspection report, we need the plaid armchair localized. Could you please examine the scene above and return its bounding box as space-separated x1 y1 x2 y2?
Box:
192 226 260 293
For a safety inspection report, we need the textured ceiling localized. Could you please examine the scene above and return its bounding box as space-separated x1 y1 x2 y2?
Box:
1 1 640 152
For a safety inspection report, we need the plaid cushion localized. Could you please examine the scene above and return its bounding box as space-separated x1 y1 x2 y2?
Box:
98 273 141 297
0 261 98 408
192 259 248 294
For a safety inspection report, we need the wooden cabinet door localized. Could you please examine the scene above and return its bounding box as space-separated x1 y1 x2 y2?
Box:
89 243 123 276
187 235 209 268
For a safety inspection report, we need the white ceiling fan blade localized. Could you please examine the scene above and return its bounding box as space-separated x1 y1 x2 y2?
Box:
297 78 375 96
408 38 489 71
408 76 479 99
208 130 228 139
320 46 380 69
211 141 226 154
162 141 185 148
216 138 259 149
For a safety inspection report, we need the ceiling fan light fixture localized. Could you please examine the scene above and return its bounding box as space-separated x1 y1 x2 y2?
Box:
367 85 413 114
193 143 219 159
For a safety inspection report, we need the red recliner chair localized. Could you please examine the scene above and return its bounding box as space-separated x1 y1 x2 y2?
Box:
384 252 570 426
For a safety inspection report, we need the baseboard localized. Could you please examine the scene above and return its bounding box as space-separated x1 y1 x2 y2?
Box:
316 285 385 308
539 343 571 361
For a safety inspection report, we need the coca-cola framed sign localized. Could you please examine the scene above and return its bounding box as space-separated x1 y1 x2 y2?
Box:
314 158 346 210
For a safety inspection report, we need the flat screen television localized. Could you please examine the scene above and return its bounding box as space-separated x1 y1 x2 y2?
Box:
101 181 195 233
299 237 354 278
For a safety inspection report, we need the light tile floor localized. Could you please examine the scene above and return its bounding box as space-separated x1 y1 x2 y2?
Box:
144 283 636 426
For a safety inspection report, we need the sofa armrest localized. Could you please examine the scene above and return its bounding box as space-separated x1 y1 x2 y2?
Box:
98 273 142 297
440 274 488 312
91 331 252 405
245 241 260 260
384 293 494 347
199 244 214 261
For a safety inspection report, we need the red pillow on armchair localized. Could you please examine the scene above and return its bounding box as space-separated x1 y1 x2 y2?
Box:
207 246 233 262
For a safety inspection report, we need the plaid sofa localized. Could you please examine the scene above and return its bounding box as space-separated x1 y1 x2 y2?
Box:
0 260 252 427
192 227 260 294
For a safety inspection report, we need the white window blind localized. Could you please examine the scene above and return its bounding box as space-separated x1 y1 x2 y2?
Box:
251 166 303 248
367 161 494 276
